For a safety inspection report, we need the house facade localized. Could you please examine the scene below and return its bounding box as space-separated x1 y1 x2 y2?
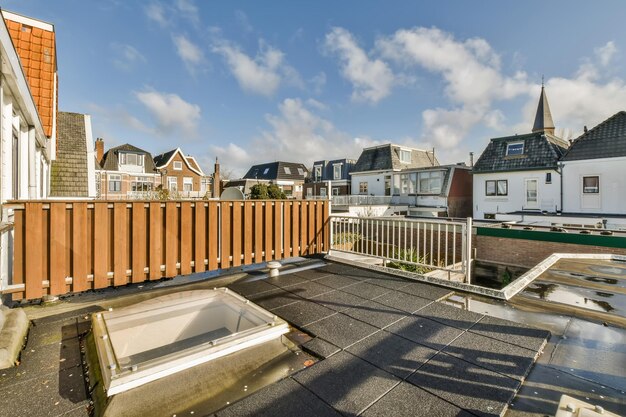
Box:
153 148 207 198
304 158 356 198
242 161 309 198
0 10 57 203
561 111 626 215
350 144 439 197
472 87 569 219
95 141 161 200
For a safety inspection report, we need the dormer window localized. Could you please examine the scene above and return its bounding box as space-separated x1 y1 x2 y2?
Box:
284 167 291 174
333 164 342 180
506 142 524 156
119 152 144 166
399 149 411 163
173 161 183 170
314 166 322 180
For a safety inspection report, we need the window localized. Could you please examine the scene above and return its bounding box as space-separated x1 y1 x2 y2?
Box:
168 177 178 191
418 171 443 194
314 166 322 180
263 168 270 175
583 176 599 193
307 188 313 196
546 172 552 184
400 174 412 194
183 177 193 192
506 142 524 156
108 174 122 192
126 153 137 165
399 149 411 163
320 188 327 197
333 164 342 180
297 167 305 176
173 161 183 171
284 166 291 174
359 182 368 194
486 180 508 196
119 153 144 166
332 188 339 196
131 176 153 191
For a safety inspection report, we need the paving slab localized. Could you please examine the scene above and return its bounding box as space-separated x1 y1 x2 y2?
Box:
397 281 454 301
265 273 309 289
272 300 336 328
314 274 361 290
373 291 432 314
415 302 484 330
301 338 341 359
469 315 551 352
386 315 464 351
227 279 278 297
364 274 413 290
347 330 437 379
443 332 538 381
361 381 474 417
339 281 391 300
303 313 379 348
310 289 368 312
248 288 302 310
214 377 341 417
407 352 520 417
284 281 334 300
290 269 330 281
293 351 400 416
342 299 407 329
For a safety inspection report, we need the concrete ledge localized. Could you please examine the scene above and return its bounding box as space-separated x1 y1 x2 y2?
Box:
0 307 29 369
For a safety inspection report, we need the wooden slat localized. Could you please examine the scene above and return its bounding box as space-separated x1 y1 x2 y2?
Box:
132 202 146 283
24 203 43 299
231 202 242 267
72 203 89 292
180 202 192 275
322 201 330 251
308 202 315 255
243 202 253 264
300 202 308 256
254 202 263 263
273 201 281 260
93 203 108 288
194 203 206 273
264 202 273 260
292 201 300 256
220 202 231 268
165 202 178 277
316 201 323 253
283 202 291 258
207 202 218 270
149 203 162 280
12 209 24 300
113 203 128 286
49 203 66 295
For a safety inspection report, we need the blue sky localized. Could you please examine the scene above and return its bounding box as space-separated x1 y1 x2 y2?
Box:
5 0 626 176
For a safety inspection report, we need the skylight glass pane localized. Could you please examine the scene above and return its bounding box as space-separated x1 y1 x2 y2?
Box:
506 142 524 155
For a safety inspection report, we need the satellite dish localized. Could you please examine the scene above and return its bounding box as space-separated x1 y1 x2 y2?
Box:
220 187 245 200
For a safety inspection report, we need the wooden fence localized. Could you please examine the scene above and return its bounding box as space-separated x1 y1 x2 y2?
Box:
7 199 329 300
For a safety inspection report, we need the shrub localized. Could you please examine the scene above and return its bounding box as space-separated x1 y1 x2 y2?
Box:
387 248 433 274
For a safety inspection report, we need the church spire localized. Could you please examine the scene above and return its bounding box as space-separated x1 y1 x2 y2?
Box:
532 82 555 135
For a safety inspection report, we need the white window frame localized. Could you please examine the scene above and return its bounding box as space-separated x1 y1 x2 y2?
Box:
284 166 291 175
399 149 411 163
119 153 126 165
297 167 305 176
582 176 599 194
506 141 524 156
333 164 342 180
486 179 508 197
417 171 444 194
314 166 322 181
183 177 193 192
108 174 122 192
332 187 339 196
359 181 368 195
168 176 178 191
173 161 183 171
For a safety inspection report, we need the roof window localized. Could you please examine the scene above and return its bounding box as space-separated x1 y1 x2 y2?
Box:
399 149 411 163
506 142 524 156
284 167 291 174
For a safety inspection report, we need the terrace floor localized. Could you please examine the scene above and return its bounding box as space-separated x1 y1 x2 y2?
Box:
0 259 622 416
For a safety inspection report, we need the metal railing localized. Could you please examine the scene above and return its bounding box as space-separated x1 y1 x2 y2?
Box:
330 215 473 282
330 195 393 206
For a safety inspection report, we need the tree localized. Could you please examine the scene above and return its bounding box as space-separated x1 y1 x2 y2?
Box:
267 184 287 199
249 183 269 199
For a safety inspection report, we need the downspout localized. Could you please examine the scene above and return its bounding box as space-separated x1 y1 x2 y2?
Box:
28 126 37 199
557 162 564 214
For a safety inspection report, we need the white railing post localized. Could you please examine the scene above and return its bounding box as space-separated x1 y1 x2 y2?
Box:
465 217 473 284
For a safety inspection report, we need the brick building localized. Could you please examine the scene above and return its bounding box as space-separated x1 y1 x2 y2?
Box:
153 148 208 198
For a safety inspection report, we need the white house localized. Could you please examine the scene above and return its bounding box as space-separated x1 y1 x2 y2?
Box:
472 86 569 219
561 111 626 215
350 144 438 198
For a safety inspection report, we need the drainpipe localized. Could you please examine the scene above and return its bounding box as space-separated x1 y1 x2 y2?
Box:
28 126 37 199
557 162 564 214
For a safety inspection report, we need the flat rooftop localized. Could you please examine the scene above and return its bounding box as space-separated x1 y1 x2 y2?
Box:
1 260 623 416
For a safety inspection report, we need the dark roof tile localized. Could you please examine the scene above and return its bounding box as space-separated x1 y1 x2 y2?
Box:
561 111 626 161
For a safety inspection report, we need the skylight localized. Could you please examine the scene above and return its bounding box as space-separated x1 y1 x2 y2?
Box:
506 142 524 156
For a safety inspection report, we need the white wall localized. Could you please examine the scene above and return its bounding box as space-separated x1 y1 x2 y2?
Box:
473 170 561 219
562 157 626 214
351 172 388 196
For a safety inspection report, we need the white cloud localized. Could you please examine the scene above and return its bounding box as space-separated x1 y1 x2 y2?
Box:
324 27 396 104
210 98 379 176
596 41 617 67
212 38 301 96
111 43 146 71
309 71 326 94
145 3 168 27
175 0 199 25
145 0 199 28
135 90 201 138
172 34 206 73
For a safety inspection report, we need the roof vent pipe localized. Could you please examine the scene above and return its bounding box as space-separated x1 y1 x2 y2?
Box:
584 125 588 133
469 152 474 167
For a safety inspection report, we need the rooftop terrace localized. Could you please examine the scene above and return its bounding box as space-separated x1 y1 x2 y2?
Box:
0 259 624 416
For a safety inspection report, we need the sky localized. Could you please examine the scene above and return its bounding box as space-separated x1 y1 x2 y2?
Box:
4 1 626 177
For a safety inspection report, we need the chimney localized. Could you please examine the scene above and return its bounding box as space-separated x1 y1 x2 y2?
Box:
469 152 474 167
584 125 588 133
95 138 104 164
212 157 221 198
